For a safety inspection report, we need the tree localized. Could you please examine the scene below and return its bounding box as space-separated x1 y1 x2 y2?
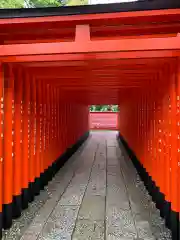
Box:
29 0 62 7
89 105 119 112
0 0 24 8
67 0 88 6
0 0 88 8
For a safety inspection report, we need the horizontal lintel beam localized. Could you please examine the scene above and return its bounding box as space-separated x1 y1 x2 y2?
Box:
0 37 179 57
0 50 179 63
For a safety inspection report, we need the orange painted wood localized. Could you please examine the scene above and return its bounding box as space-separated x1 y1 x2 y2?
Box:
3 63 14 205
0 64 4 213
1 50 180 63
36 80 41 180
13 67 23 196
0 37 179 57
22 71 30 190
29 78 36 184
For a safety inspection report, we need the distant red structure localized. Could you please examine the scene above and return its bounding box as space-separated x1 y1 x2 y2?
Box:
89 112 118 130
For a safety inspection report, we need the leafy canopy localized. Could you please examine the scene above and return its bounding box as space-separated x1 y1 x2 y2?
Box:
90 105 119 112
0 0 24 8
0 0 88 8
30 0 61 7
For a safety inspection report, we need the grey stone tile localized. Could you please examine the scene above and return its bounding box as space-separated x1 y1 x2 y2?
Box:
21 171 75 240
106 208 137 239
72 220 104 240
58 171 91 206
38 205 79 240
20 220 46 239
107 165 121 176
86 180 106 197
107 194 130 211
107 235 134 240
58 185 87 206
6 189 52 240
92 161 106 171
134 214 154 239
78 195 105 221
21 232 39 240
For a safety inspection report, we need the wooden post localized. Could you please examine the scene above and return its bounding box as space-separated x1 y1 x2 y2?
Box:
3 63 14 229
13 66 23 218
21 71 30 209
0 63 4 238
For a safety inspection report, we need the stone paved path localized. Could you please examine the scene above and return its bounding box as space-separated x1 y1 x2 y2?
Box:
3 131 171 240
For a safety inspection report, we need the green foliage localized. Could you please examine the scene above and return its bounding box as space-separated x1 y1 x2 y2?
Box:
0 0 88 8
0 0 24 8
67 0 88 6
90 105 119 112
30 0 61 7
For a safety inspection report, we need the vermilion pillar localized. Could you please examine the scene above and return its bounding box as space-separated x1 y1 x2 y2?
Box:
35 80 41 193
38 80 44 189
41 82 47 187
0 64 4 238
169 62 179 238
29 78 37 201
3 63 14 229
21 71 30 209
13 67 23 218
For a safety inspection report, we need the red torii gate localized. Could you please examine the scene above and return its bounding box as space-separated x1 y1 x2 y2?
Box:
0 1 179 239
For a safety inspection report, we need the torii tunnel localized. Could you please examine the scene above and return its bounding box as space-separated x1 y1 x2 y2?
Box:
0 0 180 239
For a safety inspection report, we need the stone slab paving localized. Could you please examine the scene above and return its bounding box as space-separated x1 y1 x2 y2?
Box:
3 131 171 240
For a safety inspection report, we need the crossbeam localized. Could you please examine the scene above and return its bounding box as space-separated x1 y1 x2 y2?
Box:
0 37 179 57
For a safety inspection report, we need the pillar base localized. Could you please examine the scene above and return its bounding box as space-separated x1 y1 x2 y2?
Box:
28 182 35 203
12 195 22 219
34 177 41 196
0 212 2 239
2 203 12 230
21 188 29 210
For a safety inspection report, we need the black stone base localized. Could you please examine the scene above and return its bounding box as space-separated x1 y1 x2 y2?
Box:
2 131 89 231
12 195 21 219
28 182 35 203
170 210 180 240
0 212 2 239
117 132 180 240
21 188 29 210
2 203 12 230
34 177 41 196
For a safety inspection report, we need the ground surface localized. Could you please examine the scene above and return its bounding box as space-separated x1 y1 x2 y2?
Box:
2 131 172 240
